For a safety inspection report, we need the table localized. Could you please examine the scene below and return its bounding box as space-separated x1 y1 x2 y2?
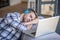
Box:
22 33 60 40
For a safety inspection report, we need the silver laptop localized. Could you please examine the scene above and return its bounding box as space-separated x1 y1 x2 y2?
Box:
22 16 59 37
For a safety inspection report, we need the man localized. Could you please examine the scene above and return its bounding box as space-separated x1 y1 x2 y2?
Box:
0 8 38 40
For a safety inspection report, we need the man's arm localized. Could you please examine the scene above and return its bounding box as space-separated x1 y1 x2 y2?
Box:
22 18 38 25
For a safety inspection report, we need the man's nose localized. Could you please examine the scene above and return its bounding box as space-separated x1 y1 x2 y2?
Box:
29 18 32 21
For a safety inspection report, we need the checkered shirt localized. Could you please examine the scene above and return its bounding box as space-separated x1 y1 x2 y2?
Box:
0 12 27 40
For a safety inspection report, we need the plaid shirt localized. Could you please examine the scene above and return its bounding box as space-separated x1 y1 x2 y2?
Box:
0 12 27 40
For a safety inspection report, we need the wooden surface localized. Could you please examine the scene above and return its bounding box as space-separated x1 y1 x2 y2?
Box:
0 2 27 17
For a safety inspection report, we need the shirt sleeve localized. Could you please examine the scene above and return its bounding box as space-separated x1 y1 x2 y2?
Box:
4 12 20 24
4 12 27 31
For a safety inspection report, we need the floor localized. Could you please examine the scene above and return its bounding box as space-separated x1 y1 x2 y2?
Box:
0 2 27 17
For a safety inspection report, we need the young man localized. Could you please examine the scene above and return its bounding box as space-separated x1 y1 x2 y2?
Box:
0 8 38 40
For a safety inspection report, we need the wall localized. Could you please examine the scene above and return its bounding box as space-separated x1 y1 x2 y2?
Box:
58 0 60 15
56 0 60 34
10 0 21 6
56 17 60 34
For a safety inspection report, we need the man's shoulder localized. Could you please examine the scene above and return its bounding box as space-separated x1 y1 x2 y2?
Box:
8 12 20 16
6 12 20 18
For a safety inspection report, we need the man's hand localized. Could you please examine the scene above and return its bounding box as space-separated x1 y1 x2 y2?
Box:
20 13 24 22
22 22 30 25
27 24 32 30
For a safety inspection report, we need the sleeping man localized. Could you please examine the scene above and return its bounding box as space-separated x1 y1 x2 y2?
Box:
0 8 43 40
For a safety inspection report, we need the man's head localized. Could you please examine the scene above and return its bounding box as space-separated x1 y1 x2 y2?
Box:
23 8 37 22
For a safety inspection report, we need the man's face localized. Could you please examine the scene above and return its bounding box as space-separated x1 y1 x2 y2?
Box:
24 11 36 22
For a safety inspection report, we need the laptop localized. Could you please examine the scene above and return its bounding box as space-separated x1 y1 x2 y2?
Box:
22 16 60 37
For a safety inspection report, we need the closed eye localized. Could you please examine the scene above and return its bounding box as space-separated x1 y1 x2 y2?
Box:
30 15 32 18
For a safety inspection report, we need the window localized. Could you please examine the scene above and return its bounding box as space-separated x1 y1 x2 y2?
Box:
36 0 58 16
0 0 9 8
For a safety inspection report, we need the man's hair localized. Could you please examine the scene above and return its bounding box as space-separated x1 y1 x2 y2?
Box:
23 8 38 18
